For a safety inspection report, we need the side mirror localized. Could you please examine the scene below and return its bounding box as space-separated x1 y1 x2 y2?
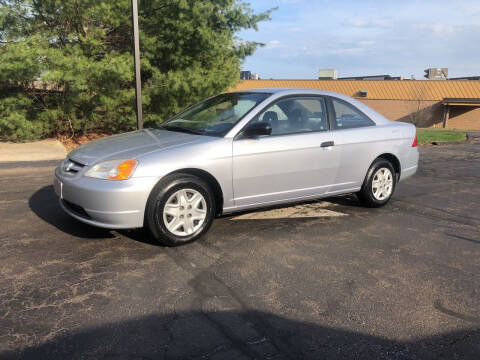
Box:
243 121 272 138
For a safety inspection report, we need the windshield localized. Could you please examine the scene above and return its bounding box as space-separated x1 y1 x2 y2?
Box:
160 92 270 136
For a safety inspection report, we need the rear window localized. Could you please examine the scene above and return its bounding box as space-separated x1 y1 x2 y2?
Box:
331 98 375 129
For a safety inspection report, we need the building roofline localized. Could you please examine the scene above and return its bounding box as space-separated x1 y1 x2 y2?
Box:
231 79 480 101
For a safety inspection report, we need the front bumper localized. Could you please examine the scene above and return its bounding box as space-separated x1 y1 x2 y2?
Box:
54 166 158 229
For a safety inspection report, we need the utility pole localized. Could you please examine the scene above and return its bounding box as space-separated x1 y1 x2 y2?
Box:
131 0 143 129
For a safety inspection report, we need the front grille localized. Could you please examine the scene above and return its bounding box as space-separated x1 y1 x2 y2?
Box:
62 199 91 219
63 158 85 173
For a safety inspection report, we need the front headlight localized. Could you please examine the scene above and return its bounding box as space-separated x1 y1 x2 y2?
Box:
84 159 138 180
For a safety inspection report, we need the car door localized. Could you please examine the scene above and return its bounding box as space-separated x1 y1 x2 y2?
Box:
232 96 341 208
325 96 380 193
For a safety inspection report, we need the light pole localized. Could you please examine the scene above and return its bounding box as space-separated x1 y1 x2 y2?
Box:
131 0 143 130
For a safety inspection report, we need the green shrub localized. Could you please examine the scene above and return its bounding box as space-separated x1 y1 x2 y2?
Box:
0 0 274 141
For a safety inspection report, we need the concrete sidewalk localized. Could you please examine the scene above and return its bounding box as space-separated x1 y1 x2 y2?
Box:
0 139 66 162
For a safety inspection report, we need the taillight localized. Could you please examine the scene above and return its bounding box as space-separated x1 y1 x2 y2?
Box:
412 135 418 147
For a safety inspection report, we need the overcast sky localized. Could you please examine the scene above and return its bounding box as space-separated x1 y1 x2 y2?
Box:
238 0 480 79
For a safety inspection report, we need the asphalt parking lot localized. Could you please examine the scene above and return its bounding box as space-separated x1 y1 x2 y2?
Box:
1 138 479 359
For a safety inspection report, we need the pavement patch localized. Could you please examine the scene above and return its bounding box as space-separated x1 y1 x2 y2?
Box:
231 202 347 220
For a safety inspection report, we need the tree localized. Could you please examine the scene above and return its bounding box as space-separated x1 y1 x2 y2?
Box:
0 0 273 140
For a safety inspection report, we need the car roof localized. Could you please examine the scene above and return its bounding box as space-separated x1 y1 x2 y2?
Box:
232 88 348 97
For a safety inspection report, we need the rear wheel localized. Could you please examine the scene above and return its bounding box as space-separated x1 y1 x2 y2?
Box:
357 159 396 208
144 174 216 246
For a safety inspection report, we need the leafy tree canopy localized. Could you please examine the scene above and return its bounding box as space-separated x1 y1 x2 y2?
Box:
0 0 274 140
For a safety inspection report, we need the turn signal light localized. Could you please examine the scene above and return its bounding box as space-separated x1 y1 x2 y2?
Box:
412 135 418 147
108 160 138 180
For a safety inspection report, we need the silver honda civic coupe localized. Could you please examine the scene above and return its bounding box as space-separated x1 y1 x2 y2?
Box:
54 88 418 246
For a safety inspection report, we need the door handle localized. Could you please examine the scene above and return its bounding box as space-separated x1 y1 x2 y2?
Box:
320 141 334 147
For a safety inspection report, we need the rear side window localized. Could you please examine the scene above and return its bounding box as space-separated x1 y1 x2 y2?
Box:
331 98 375 129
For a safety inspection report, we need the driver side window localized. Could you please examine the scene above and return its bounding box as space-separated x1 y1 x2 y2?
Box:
253 96 328 135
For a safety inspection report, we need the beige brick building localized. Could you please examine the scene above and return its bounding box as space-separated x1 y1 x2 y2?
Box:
232 80 480 130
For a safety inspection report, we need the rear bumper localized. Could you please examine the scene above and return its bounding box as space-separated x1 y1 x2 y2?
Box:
399 147 419 182
400 164 418 181
54 167 158 229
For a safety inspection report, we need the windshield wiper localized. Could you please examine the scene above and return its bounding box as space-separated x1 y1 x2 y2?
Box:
161 125 204 135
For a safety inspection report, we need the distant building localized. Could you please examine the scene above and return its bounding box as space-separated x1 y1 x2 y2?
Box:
240 71 260 80
240 71 251 80
232 79 480 130
338 75 403 81
318 69 338 80
424 68 448 80
449 76 480 81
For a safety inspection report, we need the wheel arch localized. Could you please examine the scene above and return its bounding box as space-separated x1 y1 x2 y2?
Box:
374 153 401 181
164 168 224 215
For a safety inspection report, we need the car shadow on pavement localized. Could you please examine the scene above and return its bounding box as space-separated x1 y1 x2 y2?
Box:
2 310 478 360
26 185 388 245
116 228 157 245
323 193 365 207
29 185 116 239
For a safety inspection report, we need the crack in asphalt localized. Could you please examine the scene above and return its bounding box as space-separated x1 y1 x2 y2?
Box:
434 300 480 324
395 199 480 223
162 247 294 359
390 200 480 231
445 233 480 245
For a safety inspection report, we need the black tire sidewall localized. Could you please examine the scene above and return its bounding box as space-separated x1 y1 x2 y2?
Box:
359 159 396 207
146 175 215 246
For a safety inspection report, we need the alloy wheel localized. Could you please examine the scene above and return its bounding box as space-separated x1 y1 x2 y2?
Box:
371 167 393 200
162 189 207 236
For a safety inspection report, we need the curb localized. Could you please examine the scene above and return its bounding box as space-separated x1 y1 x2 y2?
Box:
0 160 63 169
0 139 66 162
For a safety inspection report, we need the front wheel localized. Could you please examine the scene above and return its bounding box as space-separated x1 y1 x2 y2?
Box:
144 174 216 246
357 159 396 208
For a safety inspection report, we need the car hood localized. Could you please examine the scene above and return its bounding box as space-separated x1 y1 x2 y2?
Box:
68 129 203 165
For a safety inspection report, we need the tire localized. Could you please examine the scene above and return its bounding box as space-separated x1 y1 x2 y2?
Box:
144 173 216 246
357 159 396 208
